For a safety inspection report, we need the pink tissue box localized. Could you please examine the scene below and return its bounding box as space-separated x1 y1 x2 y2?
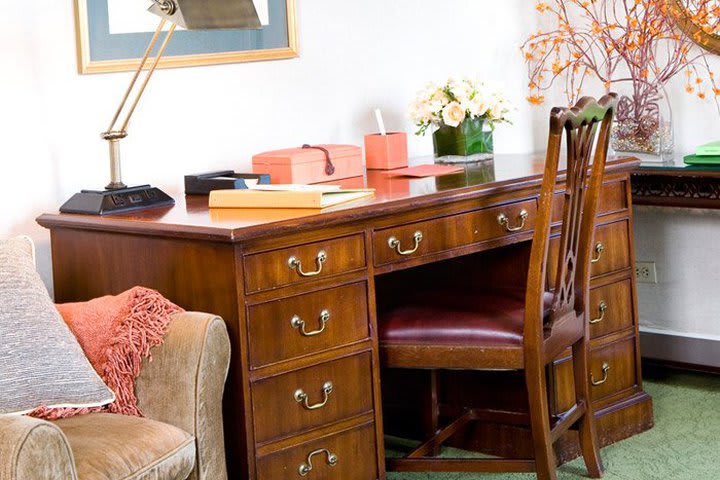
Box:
252 144 363 185
364 132 408 170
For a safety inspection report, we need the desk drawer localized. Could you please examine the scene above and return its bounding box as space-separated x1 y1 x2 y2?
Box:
551 335 638 413
588 279 634 339
373 199 536 266
551 181 628 224
590 220 631 277
598 180 628 214
547 220 631 286
247 283 370 368
590 336 638 403
256 422 378 480
244 234 366 293
252 353 374 444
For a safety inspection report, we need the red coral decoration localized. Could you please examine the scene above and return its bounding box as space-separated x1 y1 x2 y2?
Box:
522 0 720 122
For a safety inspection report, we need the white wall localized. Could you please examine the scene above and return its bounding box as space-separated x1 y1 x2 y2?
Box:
2 0 720 343
634 207 720 341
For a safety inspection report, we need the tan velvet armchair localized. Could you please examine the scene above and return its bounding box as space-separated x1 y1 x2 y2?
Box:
0 312 231 480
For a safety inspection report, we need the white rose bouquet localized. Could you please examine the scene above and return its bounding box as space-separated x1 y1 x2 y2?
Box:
409 78 512 136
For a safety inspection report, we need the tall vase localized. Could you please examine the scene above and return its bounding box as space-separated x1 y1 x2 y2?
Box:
433 117 494 163
610 84 674 163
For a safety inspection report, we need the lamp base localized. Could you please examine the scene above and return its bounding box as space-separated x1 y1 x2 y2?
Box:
60 185 174 215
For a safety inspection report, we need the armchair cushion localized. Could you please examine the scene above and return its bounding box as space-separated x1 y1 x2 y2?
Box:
0 236 114 415
55 413 195 480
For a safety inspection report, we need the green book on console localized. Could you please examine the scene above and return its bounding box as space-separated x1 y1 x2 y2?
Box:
684 154 720 165
696 140 720 156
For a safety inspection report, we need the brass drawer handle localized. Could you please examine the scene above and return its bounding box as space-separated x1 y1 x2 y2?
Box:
294 381 333 410
288 250 327 277
591 242 605 264
497 209 529 232
388 231 423 256
298 448 338 476
591 363 611 386
589 301 608 325
291 310 330 337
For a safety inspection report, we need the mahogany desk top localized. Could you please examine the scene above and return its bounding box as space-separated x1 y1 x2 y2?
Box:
39 154 640 241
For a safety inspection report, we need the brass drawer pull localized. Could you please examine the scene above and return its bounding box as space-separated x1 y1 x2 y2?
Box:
288 250 327 277
497 209 529 232
291 310 330 337
388 231 423 256
294 381 333 410
589 301 608 325
591 242 605 264
298 448 338 476
591 363 611 386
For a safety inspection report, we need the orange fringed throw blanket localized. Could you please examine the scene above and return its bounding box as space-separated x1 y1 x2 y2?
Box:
31 287 183 420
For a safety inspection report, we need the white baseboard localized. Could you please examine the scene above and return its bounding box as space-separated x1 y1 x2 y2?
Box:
640 329 720 369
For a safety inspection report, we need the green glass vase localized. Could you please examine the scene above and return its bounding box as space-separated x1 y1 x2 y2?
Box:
432 117 494 163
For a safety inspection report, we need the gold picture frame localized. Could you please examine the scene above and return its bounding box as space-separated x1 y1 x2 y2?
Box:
74 0 298 74
668 0 720 55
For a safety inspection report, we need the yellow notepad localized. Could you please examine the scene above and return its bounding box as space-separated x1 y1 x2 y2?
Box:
208 186 375 209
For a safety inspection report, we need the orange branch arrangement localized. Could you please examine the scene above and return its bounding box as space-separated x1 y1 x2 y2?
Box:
522 0 720 155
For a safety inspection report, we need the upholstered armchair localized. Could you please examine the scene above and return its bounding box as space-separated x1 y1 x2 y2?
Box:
0 311 231 480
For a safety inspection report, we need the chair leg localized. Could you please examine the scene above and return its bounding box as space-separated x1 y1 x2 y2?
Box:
421 369 441 456
572 337 604 478
525 364 557 480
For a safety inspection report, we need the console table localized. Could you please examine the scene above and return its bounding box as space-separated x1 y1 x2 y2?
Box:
37 154 653 480
632 158 720 209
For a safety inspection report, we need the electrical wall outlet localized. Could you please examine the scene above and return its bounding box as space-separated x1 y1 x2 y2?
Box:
635 261 658 284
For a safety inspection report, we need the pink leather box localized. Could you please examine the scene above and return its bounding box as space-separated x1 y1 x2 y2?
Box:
252 144 363 185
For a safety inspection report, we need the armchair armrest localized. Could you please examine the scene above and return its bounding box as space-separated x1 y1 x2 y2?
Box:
135 312 231 480
0 415 77 480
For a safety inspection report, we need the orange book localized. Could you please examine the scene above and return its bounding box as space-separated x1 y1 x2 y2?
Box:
208 185 375 209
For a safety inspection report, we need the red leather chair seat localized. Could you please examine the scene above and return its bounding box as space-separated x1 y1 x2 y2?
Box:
380 288 554 348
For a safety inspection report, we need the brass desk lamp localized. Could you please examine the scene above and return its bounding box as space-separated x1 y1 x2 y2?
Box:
60 0 262 215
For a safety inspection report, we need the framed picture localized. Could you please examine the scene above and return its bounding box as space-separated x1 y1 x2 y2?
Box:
74 0 298 74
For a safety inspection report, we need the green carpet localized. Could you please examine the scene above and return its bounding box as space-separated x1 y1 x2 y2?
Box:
387 371 720 480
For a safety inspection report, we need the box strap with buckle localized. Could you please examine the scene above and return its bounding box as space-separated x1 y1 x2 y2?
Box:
302 144 336 175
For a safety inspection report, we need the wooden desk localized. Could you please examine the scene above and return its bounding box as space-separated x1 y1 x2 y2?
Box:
37 154 653 479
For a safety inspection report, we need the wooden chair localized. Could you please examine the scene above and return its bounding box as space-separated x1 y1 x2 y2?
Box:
379 94 618 480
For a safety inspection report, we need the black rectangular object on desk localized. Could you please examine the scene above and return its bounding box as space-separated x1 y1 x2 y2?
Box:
184 171 271 195
59 185 175 215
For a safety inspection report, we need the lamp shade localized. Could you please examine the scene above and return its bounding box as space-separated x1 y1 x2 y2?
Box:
148 0 262 30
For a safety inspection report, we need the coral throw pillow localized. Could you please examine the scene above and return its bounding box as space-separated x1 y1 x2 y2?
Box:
31 287 183 420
